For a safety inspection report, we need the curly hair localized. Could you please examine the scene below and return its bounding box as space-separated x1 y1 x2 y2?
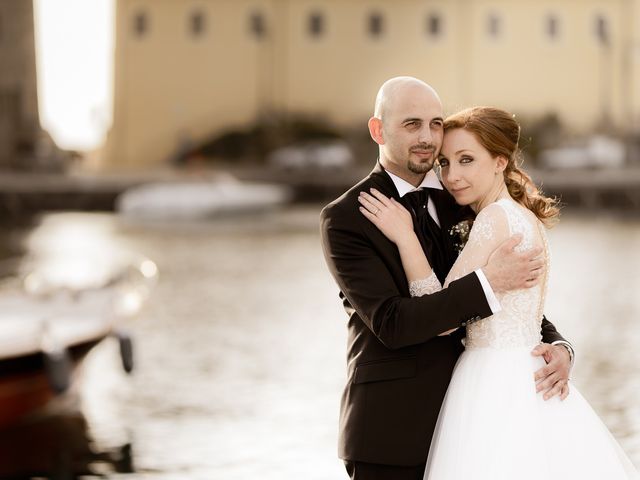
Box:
443 106 560 226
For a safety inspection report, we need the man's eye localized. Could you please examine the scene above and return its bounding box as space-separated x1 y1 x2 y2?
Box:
431 121 443 128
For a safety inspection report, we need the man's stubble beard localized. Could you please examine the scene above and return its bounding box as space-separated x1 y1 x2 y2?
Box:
407 158 435 175
406 142 438 175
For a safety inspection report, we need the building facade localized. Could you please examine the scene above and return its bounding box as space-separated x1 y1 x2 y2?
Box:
0 0 40 169
105 0 640 169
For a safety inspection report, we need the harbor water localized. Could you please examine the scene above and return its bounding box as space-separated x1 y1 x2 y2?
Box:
0 205 639 479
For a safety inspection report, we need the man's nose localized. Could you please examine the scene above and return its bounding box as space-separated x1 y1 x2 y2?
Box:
418 126 432 143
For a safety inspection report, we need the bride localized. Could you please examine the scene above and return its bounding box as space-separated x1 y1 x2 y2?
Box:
357 106 639 479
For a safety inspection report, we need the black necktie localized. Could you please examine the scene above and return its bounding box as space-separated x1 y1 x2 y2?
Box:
403 188 448 284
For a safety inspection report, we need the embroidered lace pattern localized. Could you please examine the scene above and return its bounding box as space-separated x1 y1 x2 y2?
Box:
409 198 550 350
409 272 441 297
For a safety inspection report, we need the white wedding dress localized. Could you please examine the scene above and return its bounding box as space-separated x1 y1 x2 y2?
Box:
410 198 639 480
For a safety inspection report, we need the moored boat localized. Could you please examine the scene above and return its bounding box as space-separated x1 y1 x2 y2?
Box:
0 255 157 428
115 174 292 220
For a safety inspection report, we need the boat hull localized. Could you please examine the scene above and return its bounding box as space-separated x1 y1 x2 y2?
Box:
0 338 103 428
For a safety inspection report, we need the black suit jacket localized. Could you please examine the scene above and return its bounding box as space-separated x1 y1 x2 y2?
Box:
320 162 567 466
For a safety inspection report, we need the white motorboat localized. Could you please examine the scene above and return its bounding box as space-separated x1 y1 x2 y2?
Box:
115 174 291 220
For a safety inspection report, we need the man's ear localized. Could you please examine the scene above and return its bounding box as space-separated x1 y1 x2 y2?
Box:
368 117 385 145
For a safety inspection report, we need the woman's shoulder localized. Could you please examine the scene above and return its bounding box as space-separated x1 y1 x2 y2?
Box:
482 197 537 224
493 197 541 228
488 198 542 250
475 200 511 225
469 201 511 243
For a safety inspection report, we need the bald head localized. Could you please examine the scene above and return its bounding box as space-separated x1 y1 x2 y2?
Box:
373 76 441 121
368 76 444 184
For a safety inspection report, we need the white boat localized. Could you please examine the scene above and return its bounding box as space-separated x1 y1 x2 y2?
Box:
115 175 292 220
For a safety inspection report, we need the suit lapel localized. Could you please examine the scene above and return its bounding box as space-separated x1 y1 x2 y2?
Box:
368 161 403 201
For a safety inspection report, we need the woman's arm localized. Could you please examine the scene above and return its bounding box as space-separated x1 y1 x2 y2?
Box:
358 189 442 294
443 202 511 287
322 198 493 349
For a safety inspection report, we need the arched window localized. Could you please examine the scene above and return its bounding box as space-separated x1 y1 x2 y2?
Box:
308 12 325 38
368 11 384 38
249 11 266 39
189 10 206 37
133 10 148 38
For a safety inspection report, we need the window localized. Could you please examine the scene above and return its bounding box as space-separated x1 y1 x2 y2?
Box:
426 13 442 38
487 13 501 38
133 11 148 38
133 11 149 37
368 11 384 38
250 11 266 39
545 14 559 40
190 10 206 37
595 14 609 45
308 12 324 38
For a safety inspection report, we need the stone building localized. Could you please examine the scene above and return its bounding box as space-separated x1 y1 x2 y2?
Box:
105 0 640 169
0 0 41 170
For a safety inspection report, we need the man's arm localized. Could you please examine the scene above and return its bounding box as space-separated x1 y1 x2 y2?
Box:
321 202 492 350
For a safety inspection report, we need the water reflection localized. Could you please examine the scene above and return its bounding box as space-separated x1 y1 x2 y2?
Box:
0 207 638 478
0 409 133 478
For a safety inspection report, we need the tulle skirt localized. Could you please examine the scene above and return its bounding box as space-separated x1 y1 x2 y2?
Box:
424 346 639 480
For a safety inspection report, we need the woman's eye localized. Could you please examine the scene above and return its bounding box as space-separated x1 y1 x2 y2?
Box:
438 158 449 167
460 156 473 164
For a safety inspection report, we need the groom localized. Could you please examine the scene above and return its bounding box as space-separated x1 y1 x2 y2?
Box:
320 77 573 480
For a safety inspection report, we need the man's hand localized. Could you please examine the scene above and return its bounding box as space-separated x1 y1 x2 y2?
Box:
482 234 544 293
532 343 571 401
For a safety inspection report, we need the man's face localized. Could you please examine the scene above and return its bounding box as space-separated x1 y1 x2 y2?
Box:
380 85 444 177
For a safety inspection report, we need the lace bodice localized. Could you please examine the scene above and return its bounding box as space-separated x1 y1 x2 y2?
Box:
409 198 550 349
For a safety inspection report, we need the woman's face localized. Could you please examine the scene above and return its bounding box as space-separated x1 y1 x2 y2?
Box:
439 128 506 211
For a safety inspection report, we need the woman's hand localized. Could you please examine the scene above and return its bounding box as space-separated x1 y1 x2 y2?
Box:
358 188 415 245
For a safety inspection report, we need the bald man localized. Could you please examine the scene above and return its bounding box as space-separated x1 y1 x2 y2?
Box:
320 77 573 480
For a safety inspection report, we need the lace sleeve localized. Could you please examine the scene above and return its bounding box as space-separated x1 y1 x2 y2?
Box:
409 272 442 297
444 202 510 288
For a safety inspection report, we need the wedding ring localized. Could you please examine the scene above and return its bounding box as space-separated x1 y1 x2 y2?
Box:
374 208 379 215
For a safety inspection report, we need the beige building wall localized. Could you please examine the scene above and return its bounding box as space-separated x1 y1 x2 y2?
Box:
462 0 629 131
105 0 640 169
107 0 271 168
283 0 464 126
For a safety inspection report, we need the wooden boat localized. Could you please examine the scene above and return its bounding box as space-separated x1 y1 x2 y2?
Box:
0 255 157 428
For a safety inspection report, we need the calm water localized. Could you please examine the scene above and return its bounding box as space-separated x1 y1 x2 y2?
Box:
1 206 639 479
